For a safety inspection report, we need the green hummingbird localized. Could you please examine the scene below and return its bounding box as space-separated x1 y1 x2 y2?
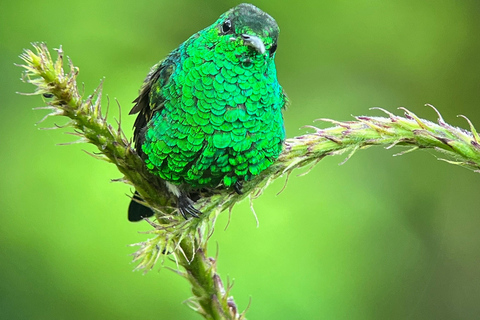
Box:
128 3 287 221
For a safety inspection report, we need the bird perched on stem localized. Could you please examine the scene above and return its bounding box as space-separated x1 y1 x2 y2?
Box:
128 3 287 221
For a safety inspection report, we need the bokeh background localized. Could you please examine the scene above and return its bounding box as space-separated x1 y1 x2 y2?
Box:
2 0 480 319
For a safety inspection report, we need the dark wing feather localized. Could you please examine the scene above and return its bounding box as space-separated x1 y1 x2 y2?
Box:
129 63 161 153
128 50 179 222
129 49 179 153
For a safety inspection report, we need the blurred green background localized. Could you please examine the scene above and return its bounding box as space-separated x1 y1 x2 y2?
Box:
2 0 480 319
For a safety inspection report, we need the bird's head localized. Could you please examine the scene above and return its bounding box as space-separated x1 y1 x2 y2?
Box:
208 3 280 60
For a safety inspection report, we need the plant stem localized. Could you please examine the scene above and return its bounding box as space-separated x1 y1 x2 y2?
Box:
19 43 480 319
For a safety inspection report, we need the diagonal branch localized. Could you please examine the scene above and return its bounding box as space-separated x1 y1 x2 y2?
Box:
18 43 480 320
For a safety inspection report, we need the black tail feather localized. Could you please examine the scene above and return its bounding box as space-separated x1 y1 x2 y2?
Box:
128 191 155 222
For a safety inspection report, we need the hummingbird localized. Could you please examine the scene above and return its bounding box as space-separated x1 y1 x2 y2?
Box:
128 3 287 221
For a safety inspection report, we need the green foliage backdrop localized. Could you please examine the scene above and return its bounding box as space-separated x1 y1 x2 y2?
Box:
2 0 480 319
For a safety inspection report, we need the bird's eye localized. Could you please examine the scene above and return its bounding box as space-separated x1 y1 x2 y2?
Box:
269 43 277 56
221 19 232 33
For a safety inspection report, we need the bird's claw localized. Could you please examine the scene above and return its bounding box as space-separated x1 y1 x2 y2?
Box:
178 193 202 219
233 181 244 195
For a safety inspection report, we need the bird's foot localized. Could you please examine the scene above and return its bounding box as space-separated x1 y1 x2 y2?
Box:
178 193 202 219
233 181 244 195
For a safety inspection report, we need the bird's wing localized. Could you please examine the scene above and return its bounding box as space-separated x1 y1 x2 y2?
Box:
129 50 178 151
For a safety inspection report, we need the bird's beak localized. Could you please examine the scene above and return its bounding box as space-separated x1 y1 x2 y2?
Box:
241 34 266 55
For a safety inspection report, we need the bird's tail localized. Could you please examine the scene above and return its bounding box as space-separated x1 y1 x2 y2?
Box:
128 191 154 222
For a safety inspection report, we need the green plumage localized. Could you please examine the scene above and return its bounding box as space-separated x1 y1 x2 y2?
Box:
129 3 286 220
